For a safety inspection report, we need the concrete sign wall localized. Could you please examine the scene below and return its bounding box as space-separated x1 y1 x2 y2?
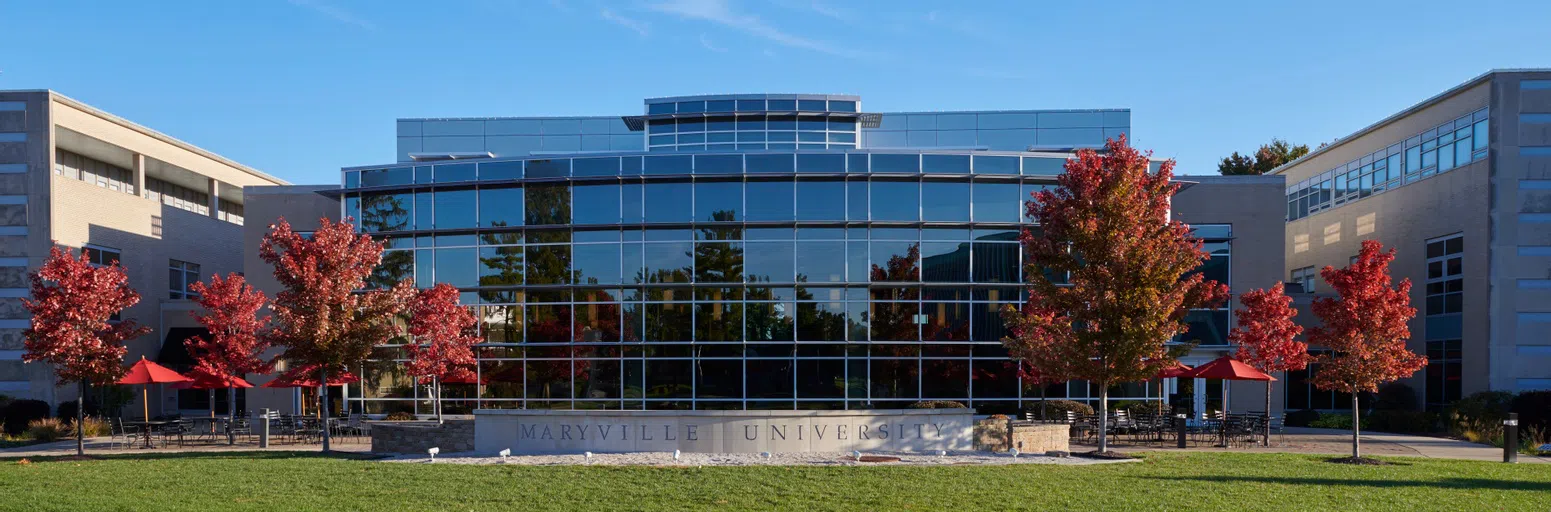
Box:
474 409 975 454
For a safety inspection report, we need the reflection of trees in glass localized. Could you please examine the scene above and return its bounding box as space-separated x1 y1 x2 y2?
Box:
360 193 411 232
870 243 921 342
525 183 572 225
694 210 743 283
526 245 577 285
795 286 847 341
479 246 524 287
369 250 414 290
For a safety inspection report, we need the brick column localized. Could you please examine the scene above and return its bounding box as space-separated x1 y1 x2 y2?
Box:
132 153 146 196
207 177 219 219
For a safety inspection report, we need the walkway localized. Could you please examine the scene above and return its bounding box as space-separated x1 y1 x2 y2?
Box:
1079 427 1550 463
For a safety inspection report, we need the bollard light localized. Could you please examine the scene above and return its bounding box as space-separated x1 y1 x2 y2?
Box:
428 447 440 462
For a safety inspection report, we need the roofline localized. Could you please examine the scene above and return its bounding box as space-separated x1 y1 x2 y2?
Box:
1269 68 1550 176
42 90 289 185
399 109 1130 123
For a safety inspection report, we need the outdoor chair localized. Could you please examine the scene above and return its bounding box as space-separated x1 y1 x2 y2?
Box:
158 421 192 447
110 418 143 449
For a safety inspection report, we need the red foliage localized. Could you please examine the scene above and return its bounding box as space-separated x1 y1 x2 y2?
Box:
1001 135 1229 387
22 246 150 384
1231 282 1311 374
1308 240 1426 394
259 217 413 372
185 273 275 381
404 283 480 381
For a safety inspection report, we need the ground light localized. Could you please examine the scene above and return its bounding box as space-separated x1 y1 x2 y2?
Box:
1010 448 1020 458
427 447 439 463
498 448 510 461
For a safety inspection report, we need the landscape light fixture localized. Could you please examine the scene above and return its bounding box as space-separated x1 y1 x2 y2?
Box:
673 449 682 461
427 447 440 462
852 450 862 461
1010 448 1020 458
498 448 511 461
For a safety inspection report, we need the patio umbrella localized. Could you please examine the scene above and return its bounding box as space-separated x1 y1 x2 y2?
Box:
170 370 253 428
262 365 360 418
1181 356 1275 446
117 356 193 422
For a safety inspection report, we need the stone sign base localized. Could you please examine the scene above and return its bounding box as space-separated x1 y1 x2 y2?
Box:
1008 422 1069 454
371 420 474 454
475 409 974 455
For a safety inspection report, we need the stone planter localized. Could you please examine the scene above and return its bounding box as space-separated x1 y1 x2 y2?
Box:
974 417 1011 452
370 419 474 454
1007 422 1069 454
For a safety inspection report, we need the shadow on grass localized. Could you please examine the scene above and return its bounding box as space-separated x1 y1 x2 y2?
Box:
1140 475 1551 492
4 451 384 464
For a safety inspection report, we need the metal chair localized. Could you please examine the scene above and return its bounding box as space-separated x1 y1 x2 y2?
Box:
110 418 142 449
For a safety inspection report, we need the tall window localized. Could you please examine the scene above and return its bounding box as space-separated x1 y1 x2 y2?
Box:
169 259 200 299
1288 266 1316 293
1424 234 1463 409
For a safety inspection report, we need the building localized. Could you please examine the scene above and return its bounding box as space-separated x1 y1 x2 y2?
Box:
0 90 286 415
1276 69 1551 412
248 94 1284 417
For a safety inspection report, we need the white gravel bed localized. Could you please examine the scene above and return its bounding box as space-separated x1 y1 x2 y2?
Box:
380 450 1136 467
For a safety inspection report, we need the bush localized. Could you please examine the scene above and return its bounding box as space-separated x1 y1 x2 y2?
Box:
26 418 68 442
1367 410 1438 434
56 400 80 424
1283 409 1321 428
1511 390 1551 434
908 400 967 409
1372 382 1419 411
384 411 417 421
1448 391 1515 438
3 399 50 436
1108 400 1156 414
1309 413 1368 430
1023 400 1095 420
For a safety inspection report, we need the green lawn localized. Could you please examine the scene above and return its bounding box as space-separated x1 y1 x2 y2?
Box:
0 452 1546 511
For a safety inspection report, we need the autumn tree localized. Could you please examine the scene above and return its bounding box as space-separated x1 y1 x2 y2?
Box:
185 273 274 444
1308 240 1426 461
22 246 150 456
1217 138 1311 175
260 217 412 451
405 283 480 424
1230 282 1310 446
1001 135 1228 453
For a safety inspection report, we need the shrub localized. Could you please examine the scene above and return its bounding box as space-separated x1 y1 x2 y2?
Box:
1108 400 1155 414
1448 391 1515 438
1283 409 1321 427
1366 410 1438 434
384 411 417 421
74 416 110 438
1023 400 1095 420
26 418 68 442
907 400 967 409
1511 390 1551 434
3 399 50 436
56 400 80 424
1372 382 1419 411
1309 413 1368 430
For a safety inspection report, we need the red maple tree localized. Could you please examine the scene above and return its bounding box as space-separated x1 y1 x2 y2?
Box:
185 273 274 443
406 283 480 423
22 246 150 455
1308 239 1426 460
260 217 412 451
1001 135 1229 453
1230 281 1310 445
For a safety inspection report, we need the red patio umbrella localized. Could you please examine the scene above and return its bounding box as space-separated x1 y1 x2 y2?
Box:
117 356 193 423
262 365 360 418
171 370 253 432
1154 363 1193 413
1181 356 1275 446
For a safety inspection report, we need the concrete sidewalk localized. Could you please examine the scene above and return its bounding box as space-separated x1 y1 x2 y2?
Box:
1083 427 1550 463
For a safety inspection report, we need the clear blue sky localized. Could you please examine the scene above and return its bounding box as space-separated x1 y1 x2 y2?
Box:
1 0 1547 183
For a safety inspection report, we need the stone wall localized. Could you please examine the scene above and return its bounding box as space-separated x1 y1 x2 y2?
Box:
370 420 475 454
974 417 1010 452
1008 422 1069 454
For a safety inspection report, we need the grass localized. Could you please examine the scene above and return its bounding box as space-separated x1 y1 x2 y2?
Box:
0 451 1547 511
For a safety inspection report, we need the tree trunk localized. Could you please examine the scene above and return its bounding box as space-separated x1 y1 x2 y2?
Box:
227 385 237 445
1097 385 1110 453
434 377 443 425
319 367 332 453
1350 391 1360 459
1264 381 1273 447
76 382 85 456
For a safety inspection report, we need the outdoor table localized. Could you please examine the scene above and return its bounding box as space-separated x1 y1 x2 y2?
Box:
123 420 173 448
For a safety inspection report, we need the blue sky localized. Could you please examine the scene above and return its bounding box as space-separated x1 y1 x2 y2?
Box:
1 0 1547 183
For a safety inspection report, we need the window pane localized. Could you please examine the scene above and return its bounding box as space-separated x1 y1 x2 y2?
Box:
747 153 795 174
795 241 845 283
644 182 693 223
572 184 620 225
921 181 970 221
871 241 921 281
922 154 970 174
870 180 920 221
360 193 412 232
694 181 743 222
746 180 795 221
478 187 523 228
694 242 743 283
572 157 618 177
972 182 1019 222
433 189 476 229
696 154 741 175
433 248 477 287
526 245 572 285
920 242 969 282
478 246 524 287
797 153 845 173
973 155 1018 175
525 183 571 225
526 159 570 178
572 244 620 284
643 242 692 283
872 154 920 173
795 180 845 221
745 241 794 283
434 163 476 183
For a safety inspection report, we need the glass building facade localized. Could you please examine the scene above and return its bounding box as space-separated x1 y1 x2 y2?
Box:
343 95 1225 415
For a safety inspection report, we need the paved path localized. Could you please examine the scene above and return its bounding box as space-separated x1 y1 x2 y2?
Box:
1080 427 1550 463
